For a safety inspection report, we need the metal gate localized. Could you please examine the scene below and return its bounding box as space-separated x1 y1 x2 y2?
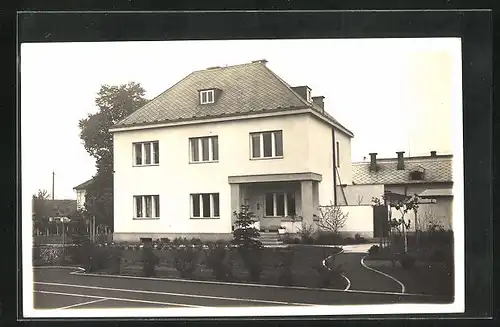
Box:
373 205 389 238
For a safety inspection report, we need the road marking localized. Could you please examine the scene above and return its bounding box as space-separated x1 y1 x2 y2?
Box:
55 297 109 310
33 266 429 297
34 290 202 308
360 255 406 294
342 274 351 291
34 281 309 306
34 266 85 271
69 270 351 292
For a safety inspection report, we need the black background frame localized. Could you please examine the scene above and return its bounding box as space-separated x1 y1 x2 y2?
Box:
2 3 494 325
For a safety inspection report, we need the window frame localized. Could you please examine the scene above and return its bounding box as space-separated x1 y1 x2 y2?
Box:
199 89 215 104
249 130 284 160
189 136 219 163
133 195 160 220
133 141 160 166
190 193 220 219
264 191 296 218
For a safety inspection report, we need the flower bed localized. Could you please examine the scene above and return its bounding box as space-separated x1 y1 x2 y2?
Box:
65 240 345 289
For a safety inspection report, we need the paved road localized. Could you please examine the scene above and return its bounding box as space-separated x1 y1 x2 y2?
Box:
32 266 446 311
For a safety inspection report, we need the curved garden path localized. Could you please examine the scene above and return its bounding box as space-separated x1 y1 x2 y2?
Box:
327 244 405 294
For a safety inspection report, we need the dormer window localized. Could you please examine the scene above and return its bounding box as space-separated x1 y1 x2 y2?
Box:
409 166 425 181
200 90 215 104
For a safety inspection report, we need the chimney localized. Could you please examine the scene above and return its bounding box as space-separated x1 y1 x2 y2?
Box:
396 151 405 170
369 153 378 171
312 96 325 111
291 86 312 103
430 151 437 157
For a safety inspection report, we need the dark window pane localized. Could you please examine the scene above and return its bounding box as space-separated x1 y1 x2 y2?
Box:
145 143 151 165
212 137 219 161
287 192 296 216
153 142 159 164
212 193 220 217
135 143 142 165
192 194 200 217
208 91 213 102
201 92 207 103
202 194 211 217
263 132 272 157
275 131 283 156
276 193 285 216
145 196 152 217
202 138 210 161
191 139 199 162
251 134 260 158
154 195 160 217
135 196 142 217
265 193 274 216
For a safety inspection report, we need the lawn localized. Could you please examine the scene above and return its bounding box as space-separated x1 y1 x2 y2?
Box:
87 244 345 289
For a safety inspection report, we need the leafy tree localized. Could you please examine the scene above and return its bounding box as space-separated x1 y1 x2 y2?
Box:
78 82 148 231
32 189 52 235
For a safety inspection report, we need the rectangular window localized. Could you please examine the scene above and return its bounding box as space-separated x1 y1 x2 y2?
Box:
286 192 296 216
212 137 219 161
191 193 220 218
190 136 218 163
336 141 340 167
133 141 159 166
250 130 283 159
133 195 160 219
265 193 274 216
265 192 295 217
200 90 215 104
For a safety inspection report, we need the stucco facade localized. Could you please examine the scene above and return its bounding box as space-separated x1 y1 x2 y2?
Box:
113 112 352 242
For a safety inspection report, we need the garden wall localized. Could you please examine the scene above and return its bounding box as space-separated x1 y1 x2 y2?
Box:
337 205 374 239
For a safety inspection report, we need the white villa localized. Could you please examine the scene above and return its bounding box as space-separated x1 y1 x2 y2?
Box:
108 59 355 242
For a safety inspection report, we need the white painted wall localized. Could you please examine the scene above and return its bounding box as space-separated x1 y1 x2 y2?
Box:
337 205 374 236
113 113 342 237
307 115 353 207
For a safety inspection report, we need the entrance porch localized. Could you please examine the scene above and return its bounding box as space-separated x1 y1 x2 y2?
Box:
229 173 321 233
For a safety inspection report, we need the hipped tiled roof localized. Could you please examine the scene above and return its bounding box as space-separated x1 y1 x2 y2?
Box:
352 155 453 185
113 60 353 136
73 178 94 190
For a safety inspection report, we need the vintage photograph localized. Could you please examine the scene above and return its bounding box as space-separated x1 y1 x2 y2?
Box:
22 38 464 317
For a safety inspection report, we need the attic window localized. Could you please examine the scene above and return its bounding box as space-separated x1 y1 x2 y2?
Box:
409 167 425 181
200 90 215 104
306 88 312 103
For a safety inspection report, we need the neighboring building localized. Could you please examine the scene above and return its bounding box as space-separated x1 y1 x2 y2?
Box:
350 151 454 230
73 178 94 210
32 199 77 235
109 59 355 242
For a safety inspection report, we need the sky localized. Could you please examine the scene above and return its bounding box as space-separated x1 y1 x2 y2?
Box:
21 38 462 200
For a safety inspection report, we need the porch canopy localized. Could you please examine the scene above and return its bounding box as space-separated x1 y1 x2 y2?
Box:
228 172 322 227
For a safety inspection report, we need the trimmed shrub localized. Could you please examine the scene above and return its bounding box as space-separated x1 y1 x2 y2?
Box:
205 245 232 281
142 245 159 277
277 248 294 286
399 254 416 270
315 231 339 245
239 247 263 282
173 246 199 278
368 245 380 255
